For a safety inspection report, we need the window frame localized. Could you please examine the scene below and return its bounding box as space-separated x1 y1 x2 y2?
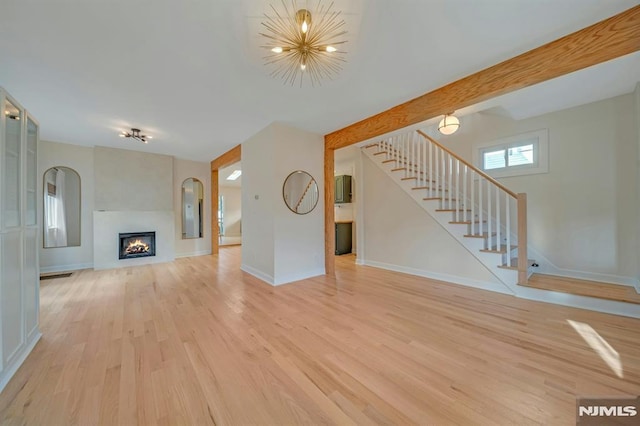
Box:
474 129 549 178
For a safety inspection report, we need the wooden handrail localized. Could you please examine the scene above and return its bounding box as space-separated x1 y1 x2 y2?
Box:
416 130 518 198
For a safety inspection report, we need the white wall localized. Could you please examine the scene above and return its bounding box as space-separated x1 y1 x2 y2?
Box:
173 159 212 257
439 93 639 284
38 142 212 271
272 124 325 284
38 141 94 273
361 154 505 289
242 122 324 285
94 146 173 211
220 186 241 237
242 124 276 282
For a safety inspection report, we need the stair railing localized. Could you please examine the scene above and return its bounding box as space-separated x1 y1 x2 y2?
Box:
295 178 317 213
376 130 528 284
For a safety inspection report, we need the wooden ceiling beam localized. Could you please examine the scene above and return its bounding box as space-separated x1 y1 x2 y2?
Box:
211 144 241 170
325 5 640 150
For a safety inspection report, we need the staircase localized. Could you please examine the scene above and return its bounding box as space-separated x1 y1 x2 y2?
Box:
362 129 640 318
363 129 532 294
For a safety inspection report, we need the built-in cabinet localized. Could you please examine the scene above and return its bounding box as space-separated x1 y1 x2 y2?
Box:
335 222 352 255
334 175 352 203
0 87 41 392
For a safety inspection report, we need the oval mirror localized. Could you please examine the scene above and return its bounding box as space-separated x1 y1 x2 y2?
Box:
43 166 81 248
182 178 204 239
282 170 319 215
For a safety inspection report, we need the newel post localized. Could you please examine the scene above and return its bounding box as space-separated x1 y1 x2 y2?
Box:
517 193 528 284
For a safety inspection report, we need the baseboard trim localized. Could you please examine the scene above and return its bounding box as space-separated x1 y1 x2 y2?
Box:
0 330 42 394
39 262 93 274
175 250 212 259
527 245 639 289
273 268 326 286
241 264 275 286
363 259 513 295
515 286 640 319
534 270 640 289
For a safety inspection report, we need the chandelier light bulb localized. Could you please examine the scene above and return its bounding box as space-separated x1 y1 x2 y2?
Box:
325 46 337 52
271 47 283 53
300 63 306 71
301 20 308 33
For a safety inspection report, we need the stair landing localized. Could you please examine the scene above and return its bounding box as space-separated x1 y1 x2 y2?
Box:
522 274 640 305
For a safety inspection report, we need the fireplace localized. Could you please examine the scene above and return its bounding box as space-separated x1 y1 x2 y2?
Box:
119 231 156 260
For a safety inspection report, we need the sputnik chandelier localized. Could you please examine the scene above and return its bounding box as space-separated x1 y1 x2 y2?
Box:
260 0 348 86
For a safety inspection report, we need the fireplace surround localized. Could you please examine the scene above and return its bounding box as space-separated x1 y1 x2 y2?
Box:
119 231 156 260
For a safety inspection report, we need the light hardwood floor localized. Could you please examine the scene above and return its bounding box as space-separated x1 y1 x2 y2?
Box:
1 247 639 425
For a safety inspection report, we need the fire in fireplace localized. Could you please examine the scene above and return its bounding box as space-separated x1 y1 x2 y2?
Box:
119 232 156 260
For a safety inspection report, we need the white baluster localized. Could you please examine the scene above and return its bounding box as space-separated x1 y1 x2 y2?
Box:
428 140 433 199
506 195 511 261
496 186 501 255
463 164 467 224
402 134 409 171
417 134 422 182
392 136 397 165
411 133 416 180
448 154 453 208
478 178 483 236
420 135 424 186
436 146 440 201
487 181 492 249
455 160 460 222
470 170 475 235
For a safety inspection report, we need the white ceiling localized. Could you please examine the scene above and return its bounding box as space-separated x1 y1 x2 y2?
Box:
0 0 637 161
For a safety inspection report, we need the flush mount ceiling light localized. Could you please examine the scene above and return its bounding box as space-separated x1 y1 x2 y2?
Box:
260 0 348 86
119 128 153 144
438 113 460 135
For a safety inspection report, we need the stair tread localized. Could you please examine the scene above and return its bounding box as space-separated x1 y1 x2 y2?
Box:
435 209 471 212
372 151 387 156
498 258 535 270
401 177 418 181
463 232 496 239
479 245 517 254
449 220 486 225
412 186 447 191
522 274 640 304
424 197 458 201
365 143 379 148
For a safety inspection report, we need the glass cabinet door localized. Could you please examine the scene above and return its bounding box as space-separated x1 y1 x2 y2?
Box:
2 99 22 229
25 116 38 226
